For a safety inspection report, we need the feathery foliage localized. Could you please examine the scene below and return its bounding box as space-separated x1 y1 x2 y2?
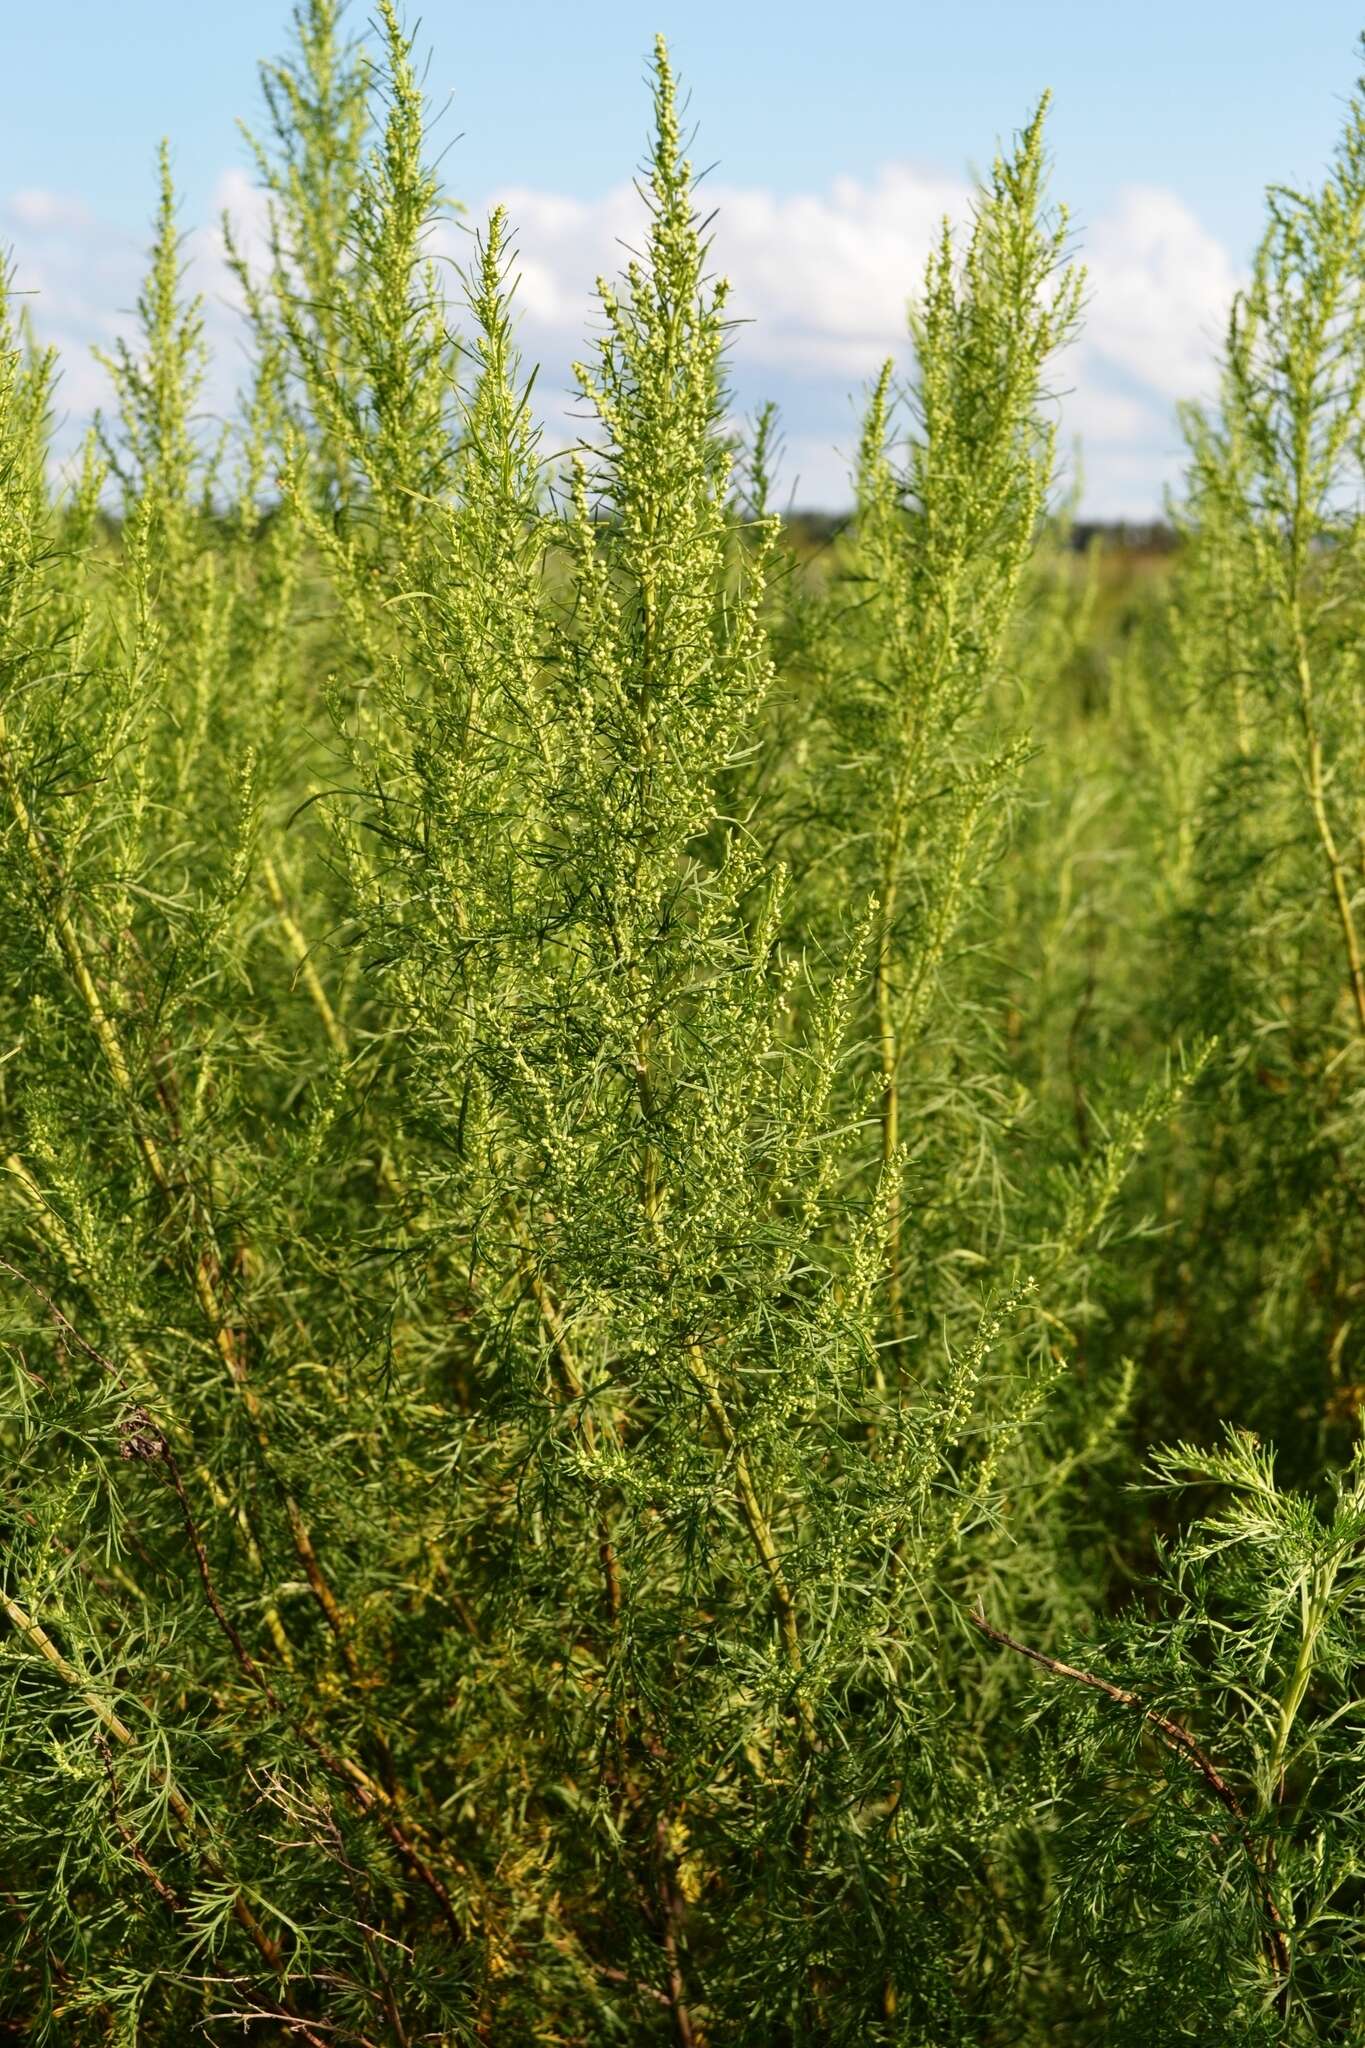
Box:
3 11 1365 2043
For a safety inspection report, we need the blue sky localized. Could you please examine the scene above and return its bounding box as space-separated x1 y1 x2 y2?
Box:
3 2 1364 511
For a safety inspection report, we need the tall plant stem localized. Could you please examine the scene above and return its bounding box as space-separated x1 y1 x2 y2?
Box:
1262 1568 1334 1812
685 1335 811 1747
1290 615 1365 1039
7 1259 473 1956
969 1608 1291 1988
263 853 408 1210
653 1816 699 2048
0 722 359 1670
158 1439 473 1951
264 861 625 1625
95 1738 349 2048
874 876 905 1351
0 1585 293 1982
867 577 961 1359
503 1202 624 1623
634 1037 812 1745
2 1162 296 1667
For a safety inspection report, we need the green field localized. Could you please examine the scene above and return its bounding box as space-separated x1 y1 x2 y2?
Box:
3 5 1365 2041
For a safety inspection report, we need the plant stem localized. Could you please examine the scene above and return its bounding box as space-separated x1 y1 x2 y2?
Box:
1290 615 1365 1039
969 1607 1291 1986
0 728 360 1671
0 1584 293 1981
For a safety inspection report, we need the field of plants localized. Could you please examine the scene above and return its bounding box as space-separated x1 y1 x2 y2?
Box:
3 3 1365 2042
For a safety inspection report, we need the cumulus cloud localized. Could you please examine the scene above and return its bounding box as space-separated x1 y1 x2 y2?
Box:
1083 184 1240 404
1 168 280 449
2 188 140 416
479 163 970 376
468 166 1242 514
2 159 1243 517
9 189 99 233
1059 185 1243 515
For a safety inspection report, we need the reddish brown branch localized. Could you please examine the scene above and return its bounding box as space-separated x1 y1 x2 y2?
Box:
0 1258 471 1959
968 1607 1291 1986
653 1816 699 2048
98 1735 184 1913
158 1435 471 1951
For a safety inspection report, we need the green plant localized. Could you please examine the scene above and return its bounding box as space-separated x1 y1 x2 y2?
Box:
978 1431 1365 2042
4 11 1365 2045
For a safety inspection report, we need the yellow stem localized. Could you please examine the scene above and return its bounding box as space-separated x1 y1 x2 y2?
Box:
0 718 349 1667
0 1586 286 1973
4 1151 297 1668
1290 624 1365 1041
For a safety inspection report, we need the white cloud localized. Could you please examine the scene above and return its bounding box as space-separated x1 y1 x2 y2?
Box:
711 165 971 375
1 171 270 446
202 165 273 279
9 189 97 233
1082 184 1239 405
2 188 138 417
472 165 1242 515
2 161 1243 517
476 164 970 384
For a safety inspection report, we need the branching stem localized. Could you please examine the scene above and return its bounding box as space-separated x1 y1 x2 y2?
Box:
969 1608 1291 1986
